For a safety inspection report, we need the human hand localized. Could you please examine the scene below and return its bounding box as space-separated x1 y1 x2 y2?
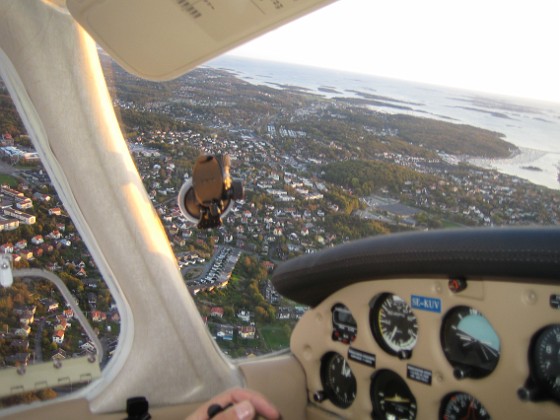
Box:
185 387 281 420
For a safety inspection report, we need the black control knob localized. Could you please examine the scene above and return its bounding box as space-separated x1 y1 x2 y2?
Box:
313 390 326 403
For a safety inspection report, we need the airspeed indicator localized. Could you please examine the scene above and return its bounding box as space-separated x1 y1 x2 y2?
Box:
370 293 418 359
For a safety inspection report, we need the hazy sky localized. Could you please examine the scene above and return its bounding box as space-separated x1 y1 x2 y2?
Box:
231 0 560 103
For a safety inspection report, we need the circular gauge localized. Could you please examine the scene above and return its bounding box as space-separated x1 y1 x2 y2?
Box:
370 293 418 359
441 306 500 379
371 369 417 419
440 392 491 419
320 352 357 408
530 324 560 401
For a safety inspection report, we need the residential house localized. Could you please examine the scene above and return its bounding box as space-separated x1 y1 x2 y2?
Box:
19 311 34 327
52 348 67 361
46 262 62 271
276 307 291 320
15 326 31 337
75 267 87 277
31 235 44 245
215 325 234 341
0 242 13 253
16 198 33 210
1 185 23 198
55 315 68 331
262 280 280 305
80 341 96 352
237 310 251 323
210 307 224 318
52 329 64 344
18 250 33 260
0 218 19 231
262 261 275 272
84 279 98 289
238 325 256 339
43 298 59 312
91 310 107 322
32 192 51 202
47 229 62 240
3 208 36 224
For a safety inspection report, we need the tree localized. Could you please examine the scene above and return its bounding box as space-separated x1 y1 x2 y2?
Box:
37 389 57 401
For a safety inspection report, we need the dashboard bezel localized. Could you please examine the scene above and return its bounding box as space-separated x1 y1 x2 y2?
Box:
290 277 560 419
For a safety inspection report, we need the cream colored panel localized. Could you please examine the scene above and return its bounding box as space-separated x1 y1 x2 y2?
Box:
291 278 560 419
67 0 337 80
240 354 308 419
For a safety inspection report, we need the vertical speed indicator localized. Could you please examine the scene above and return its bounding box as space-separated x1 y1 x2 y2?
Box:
370 293 418 359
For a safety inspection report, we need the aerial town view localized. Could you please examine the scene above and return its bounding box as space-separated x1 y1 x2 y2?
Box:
0 53 559 405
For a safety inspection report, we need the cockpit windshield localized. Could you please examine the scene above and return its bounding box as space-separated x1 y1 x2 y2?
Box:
98 0 559 359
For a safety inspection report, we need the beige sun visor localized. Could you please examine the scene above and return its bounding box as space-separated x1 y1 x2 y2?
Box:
67 0 337 81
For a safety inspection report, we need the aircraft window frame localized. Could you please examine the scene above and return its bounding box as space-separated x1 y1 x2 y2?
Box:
0 76 124 410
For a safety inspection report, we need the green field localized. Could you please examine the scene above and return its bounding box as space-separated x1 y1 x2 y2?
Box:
259 324 291 350
442 219 467 228
0 173 18 187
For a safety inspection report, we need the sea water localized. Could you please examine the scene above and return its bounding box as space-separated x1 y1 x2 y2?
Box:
207 55 560 190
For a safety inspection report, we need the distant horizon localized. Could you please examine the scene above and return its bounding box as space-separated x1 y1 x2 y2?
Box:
230 0 560 104
218 54 560 106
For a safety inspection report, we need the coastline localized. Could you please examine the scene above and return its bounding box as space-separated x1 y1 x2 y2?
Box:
207 55 560 190
467 147 560 190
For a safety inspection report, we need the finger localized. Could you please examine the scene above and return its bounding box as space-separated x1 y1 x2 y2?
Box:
215 400 255 420
227 388 280 419
184 388 281 420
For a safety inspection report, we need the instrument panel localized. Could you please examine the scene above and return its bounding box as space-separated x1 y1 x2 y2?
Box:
290 277 560 419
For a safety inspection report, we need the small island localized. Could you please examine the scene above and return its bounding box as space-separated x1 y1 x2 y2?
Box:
521 165 543 172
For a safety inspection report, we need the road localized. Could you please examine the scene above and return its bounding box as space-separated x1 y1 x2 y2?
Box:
16 268 104 363
33 317 46 362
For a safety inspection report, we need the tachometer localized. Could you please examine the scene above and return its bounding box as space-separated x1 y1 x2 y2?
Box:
320 352 357 408
371 369 417 419
529 324 560 401
441 306 500 379
370 293 418 359
440 392 491 420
